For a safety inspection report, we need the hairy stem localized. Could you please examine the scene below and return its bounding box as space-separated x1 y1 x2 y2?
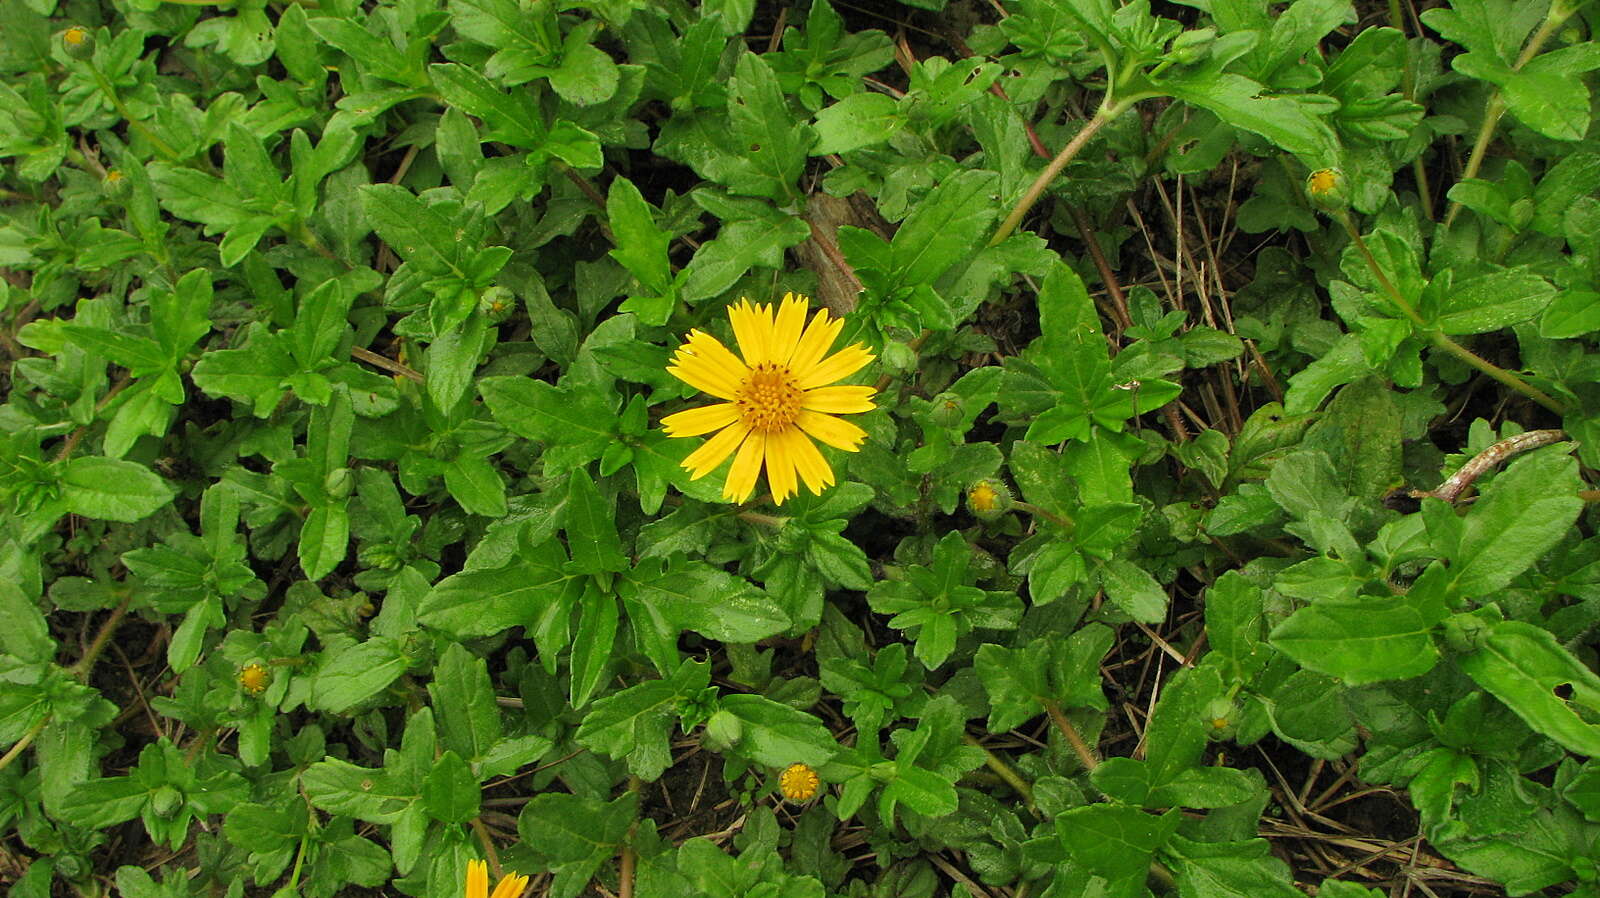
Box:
990 105 1125 247
1337 212 1566 415
964 734 1038 817
1443 2 1575 229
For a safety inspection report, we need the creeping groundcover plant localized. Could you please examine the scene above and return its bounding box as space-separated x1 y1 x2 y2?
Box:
7 0 1600 897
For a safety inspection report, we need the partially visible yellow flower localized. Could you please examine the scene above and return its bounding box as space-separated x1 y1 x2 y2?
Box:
778 762 821 801
238 663 271 695
62 26 89 46
465 859 528 898
663 293 876 505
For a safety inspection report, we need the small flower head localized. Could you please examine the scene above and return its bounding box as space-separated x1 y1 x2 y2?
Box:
778 762 821 801
1305 168 1349 210
61 26 94 58
966 479 1012 521
465 859 529 898
238 662 271 695
663 293 876 505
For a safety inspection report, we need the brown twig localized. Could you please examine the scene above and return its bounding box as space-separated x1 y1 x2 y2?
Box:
1409 429 1566 503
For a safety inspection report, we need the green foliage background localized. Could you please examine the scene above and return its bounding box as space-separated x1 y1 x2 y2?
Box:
4 0 1600 896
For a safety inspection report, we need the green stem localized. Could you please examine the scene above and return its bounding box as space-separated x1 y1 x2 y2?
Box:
87 67 181 163
0 592 135 776
1014 500 1075 532
69 591 136 682
1044 700 1098 771
964 734 1038 817
1335 211 1566 415
1443 2 1575 229
1387 0 1435 220
989 102 1129 247
0 718 47 775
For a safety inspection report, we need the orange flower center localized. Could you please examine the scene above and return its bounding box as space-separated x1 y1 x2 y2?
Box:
737 362 802 433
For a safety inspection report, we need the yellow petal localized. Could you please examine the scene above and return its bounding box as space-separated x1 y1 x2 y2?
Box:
781 427 835 495
788 307 841 374
772 293 809 365
796 410 867 451
466 860 489 898
801 384 876 414
765 429 799 505
489 874 530 898
662 403 740 437
682 422 750 478
796 343 874 390
668 331 749 399
727 299 774 366
724 430 767 503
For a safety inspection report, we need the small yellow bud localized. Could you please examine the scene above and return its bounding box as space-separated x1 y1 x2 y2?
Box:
1305 168 1349 210
966 479 1012 521
238 662 272 695
61 26 94 59
778 762 820 801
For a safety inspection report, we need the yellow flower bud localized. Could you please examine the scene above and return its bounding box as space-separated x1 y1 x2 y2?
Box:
61 26 94 59
1305 168 1349 210
238 662 272 695
966 479 1012 521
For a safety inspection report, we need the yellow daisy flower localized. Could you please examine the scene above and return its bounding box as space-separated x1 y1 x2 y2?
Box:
663 293 876 505
465 859 528 898
778 762 821 801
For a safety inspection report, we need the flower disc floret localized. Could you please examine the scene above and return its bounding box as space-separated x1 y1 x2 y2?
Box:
662 293 876 505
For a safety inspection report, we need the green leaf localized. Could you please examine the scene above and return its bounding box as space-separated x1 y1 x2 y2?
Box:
360 183 463 277
299 503 349 582
550 41 619 106
1459 619 1600 756
422 751 480 824
430 643 502 760
516 792 637 898
565 469 626 575
480 376 617 470
1271 594 1441 686
606 176 672 297
812 92 903 154
724 52 813 201
1161 72 1337 161
1502 69 1589 141
569 589 618 708
719 693 837 768
1056 805 1181 884
628 563 789 646
1098 558 1168 623
312 637 408 712
1435 268 1555 334
575 676 682 781
887 169 999 289
1443 447 1583 598
418 540 571 637
0 580 51 662
59 457 175 522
